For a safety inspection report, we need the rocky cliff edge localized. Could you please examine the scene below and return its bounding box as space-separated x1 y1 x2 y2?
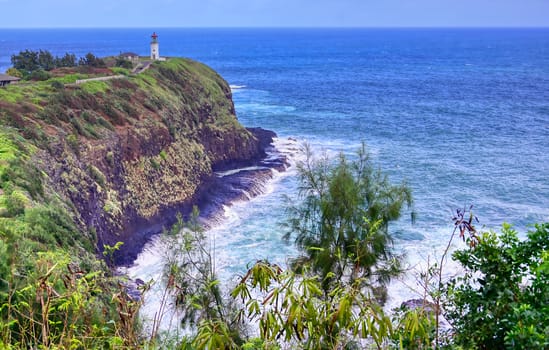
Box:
0 58 277 264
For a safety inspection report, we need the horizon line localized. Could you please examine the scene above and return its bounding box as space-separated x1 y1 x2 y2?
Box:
1 25 548 30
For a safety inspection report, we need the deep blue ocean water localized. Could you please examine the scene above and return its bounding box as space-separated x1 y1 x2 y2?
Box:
2 28 548 322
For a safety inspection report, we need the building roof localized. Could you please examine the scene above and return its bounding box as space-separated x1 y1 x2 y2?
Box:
0 73 21 82
120 52 140 57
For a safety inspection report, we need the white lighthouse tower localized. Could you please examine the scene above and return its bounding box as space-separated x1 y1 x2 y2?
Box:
150 32 159 60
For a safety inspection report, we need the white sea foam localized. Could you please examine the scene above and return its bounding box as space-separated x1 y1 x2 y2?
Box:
221 204 241 226
123 136 303 333
238 102 297 113
388 229 465 305
230 84 247 90
215 165 267 177
121 235 181 334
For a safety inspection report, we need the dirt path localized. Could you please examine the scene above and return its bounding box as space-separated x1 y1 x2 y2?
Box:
132 61 152 74
66 61 154 87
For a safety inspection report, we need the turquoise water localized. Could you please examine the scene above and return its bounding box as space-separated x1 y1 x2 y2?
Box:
2 28 548 321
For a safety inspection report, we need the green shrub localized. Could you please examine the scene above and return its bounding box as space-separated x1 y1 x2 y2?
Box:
118 100 139 118
106 151 115 167
0 248 142 349
80 110 96 123
89 165 106 187
24 204 81 248
50 80 65 91
115 58 133 70
445 223 549 349
83 123 100 139
6 67 23 78
150 158 160 170
114 88 131 101
29 69 51 81
1 158 44 199
4 190 27 217
97 116 115 131
284 143 412 294
39 103 70 124
159 149 167 160
66 134 79 154
144 96 163 111
70 116 91 137
103 103 125 125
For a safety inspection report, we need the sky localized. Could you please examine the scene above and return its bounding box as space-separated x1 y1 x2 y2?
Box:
0 0 548 28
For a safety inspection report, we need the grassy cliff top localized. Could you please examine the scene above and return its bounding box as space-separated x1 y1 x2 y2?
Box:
0 58 241 133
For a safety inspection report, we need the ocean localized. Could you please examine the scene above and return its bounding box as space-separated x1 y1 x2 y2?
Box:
2 28 548 329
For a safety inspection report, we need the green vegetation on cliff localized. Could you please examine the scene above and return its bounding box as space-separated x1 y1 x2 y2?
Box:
1 57 263 263
0 57 269 348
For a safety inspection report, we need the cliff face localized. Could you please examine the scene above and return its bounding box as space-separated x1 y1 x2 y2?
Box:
0 58 272 264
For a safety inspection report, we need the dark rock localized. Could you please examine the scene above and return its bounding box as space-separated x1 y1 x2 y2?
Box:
401 299 439 314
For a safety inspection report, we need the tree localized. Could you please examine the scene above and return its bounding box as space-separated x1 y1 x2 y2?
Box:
9 49 78 79
444 223 549 349
115 58 133 70
11 49 40 75
10 49 58 75
37 50 55 71
284 143 413 296
5 67 22 78
55 53 77 68
79 52 106 68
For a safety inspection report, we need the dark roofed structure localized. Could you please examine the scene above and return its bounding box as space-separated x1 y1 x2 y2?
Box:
119 52 140 61
0 74 20 87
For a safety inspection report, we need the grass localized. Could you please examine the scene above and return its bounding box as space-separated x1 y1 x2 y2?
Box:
0 131 31 194
0 67 122 105
135 73 158 88
0 56 251 248
79 80 110 94
0 132 19 210
0 84 26 103
0 132 19 164
110 67 131 76
0 81 53 105
49 73 89 84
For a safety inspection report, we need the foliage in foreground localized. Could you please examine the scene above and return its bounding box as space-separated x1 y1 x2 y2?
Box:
0 128 143 348
159 145 413 349
0 248 143 349
1 138 548 349
445 222 549 349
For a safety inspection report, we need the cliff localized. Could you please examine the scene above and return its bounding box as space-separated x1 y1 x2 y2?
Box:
0 58 276 264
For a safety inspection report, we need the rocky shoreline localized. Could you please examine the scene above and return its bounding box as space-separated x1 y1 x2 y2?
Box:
116 127 288 266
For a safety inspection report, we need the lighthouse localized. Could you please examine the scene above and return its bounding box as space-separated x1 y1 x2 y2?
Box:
150 32 159 60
